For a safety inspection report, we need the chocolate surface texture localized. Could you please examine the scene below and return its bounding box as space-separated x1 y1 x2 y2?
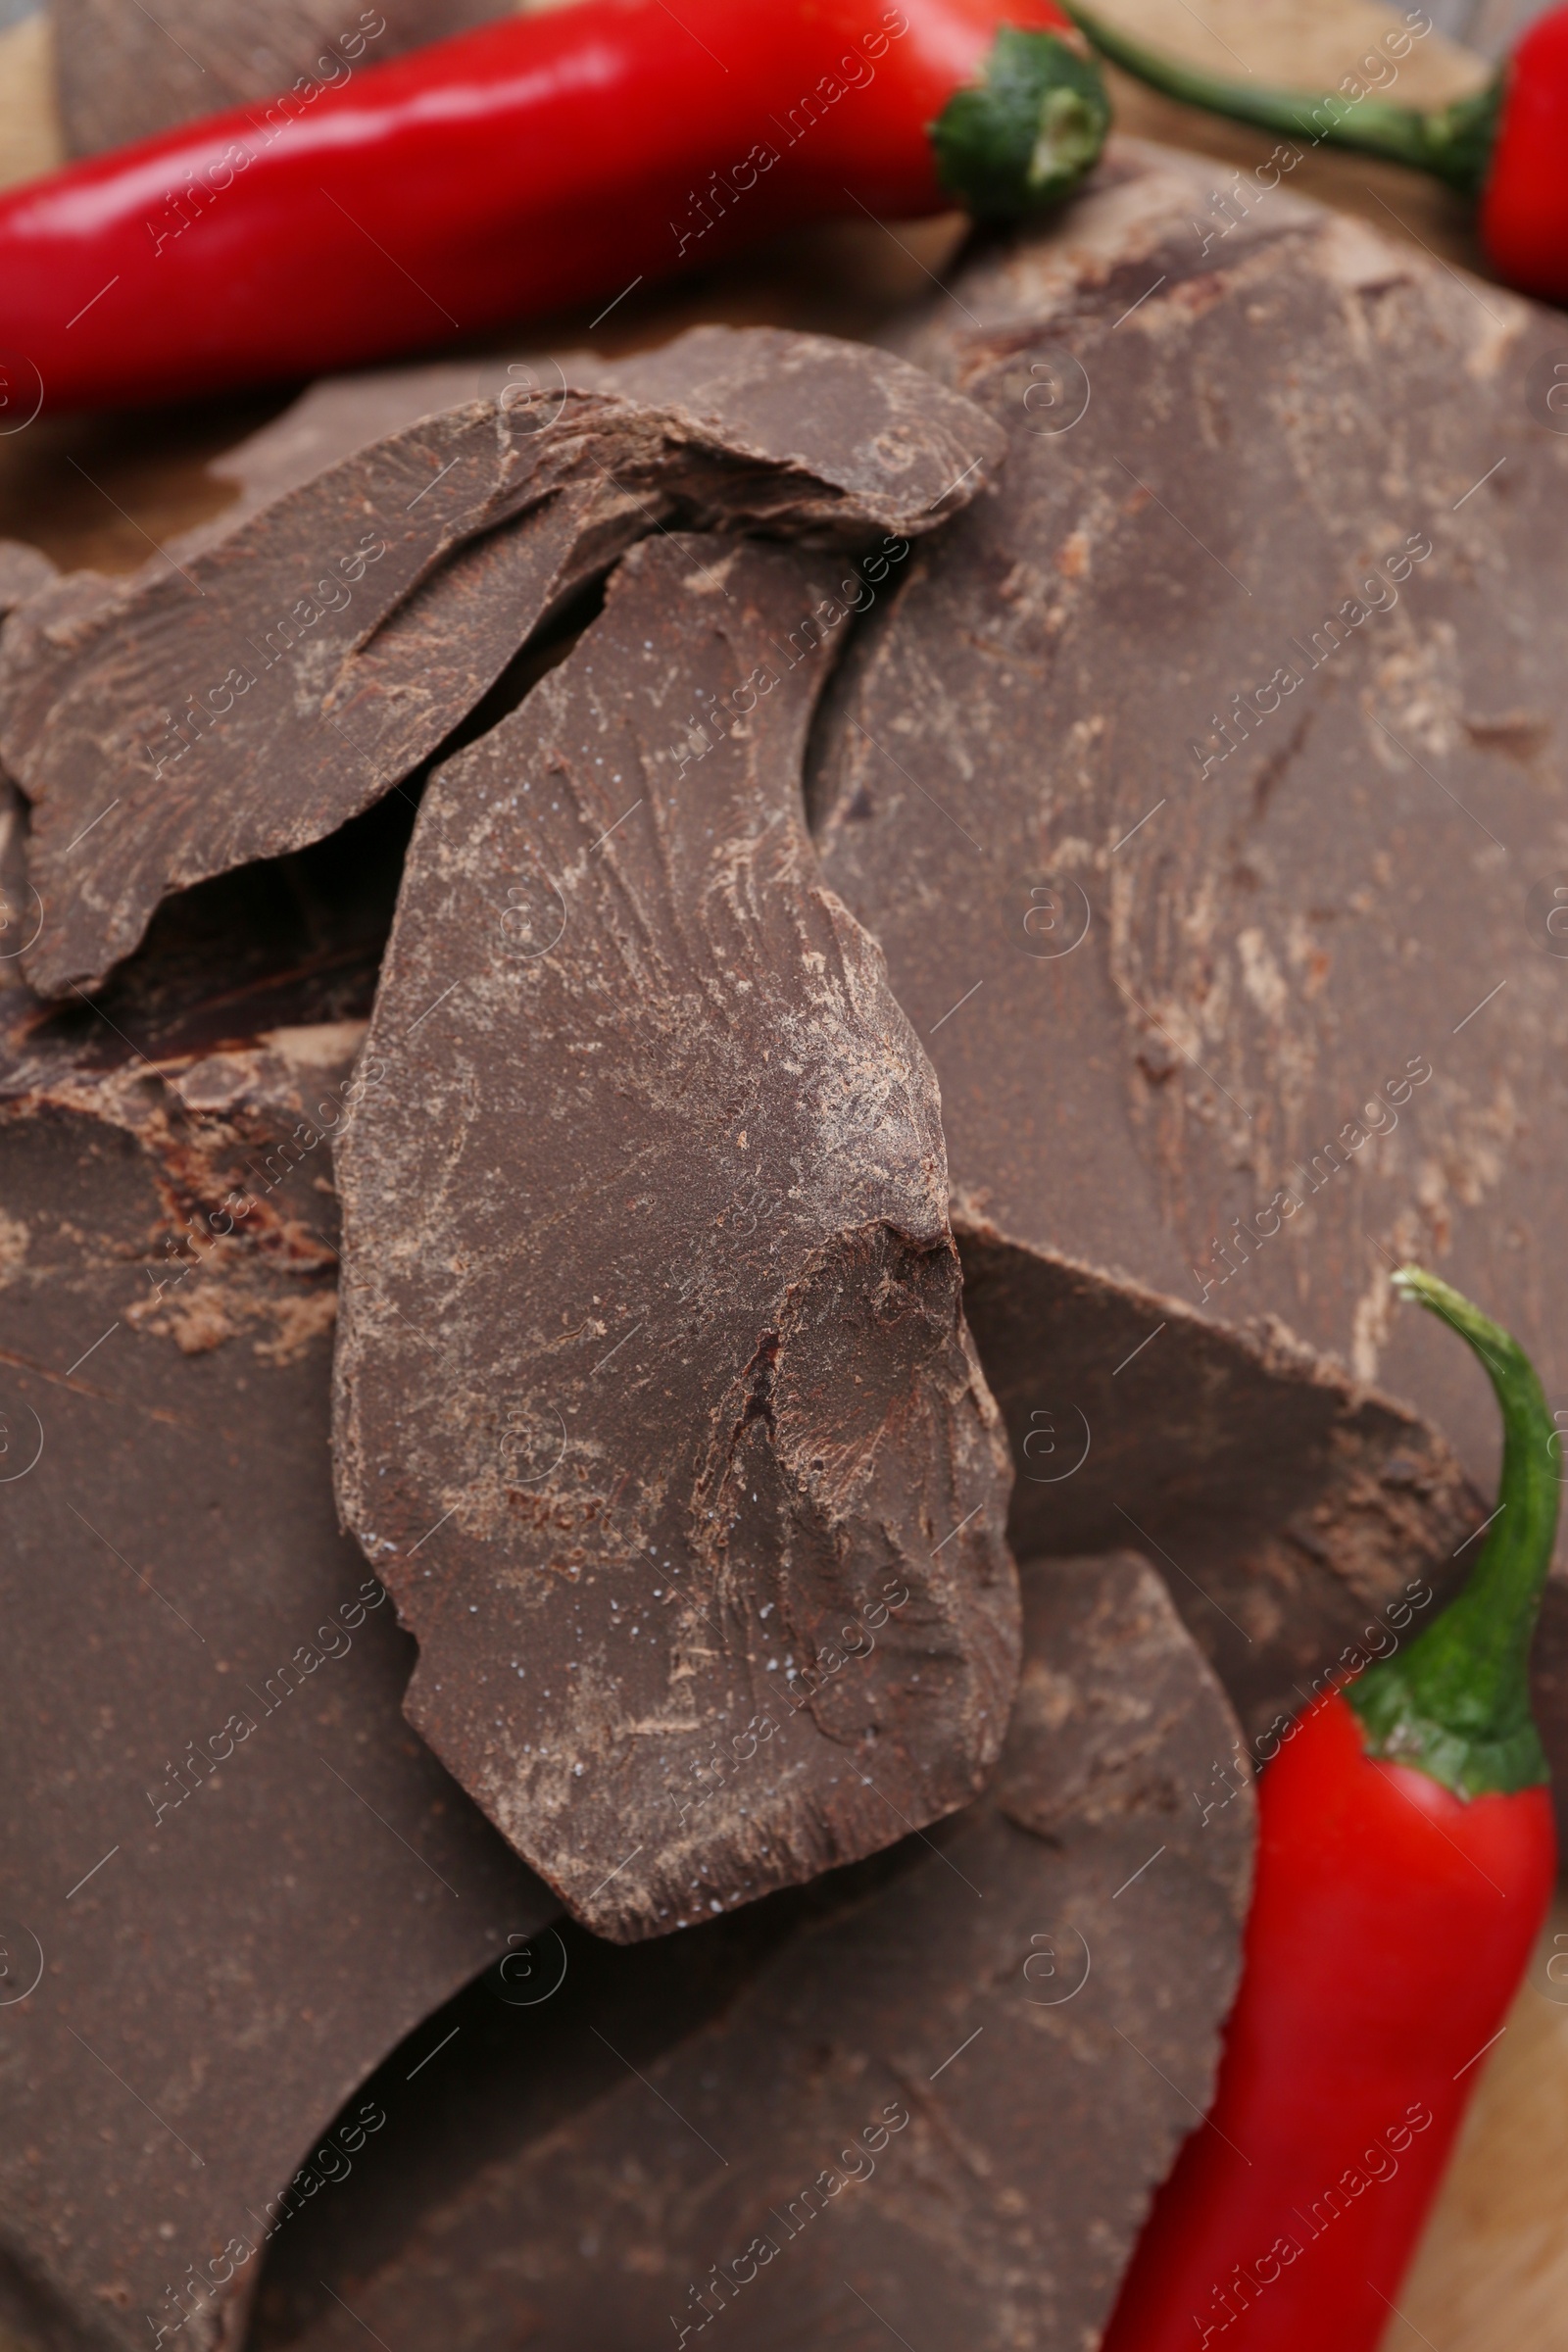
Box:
332 529 1019 1941
802 142 1568 1738
0 881 553 2352
2 146 1565 2348
255 1550 1253 2352
0 327 1002 1001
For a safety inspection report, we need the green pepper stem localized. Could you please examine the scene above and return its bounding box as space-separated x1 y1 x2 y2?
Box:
1347 1267 1560 1797
930 26 1111 220
1062 2 1502 199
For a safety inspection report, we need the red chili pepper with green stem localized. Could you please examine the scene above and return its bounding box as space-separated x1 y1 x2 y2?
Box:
1101 1265 1559 2352
0 0 1109 415
1067 0 1568 301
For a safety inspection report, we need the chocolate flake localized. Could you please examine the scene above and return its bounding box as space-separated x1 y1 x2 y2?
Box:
956 1221 1483 1744
0 327 1002 1002
332 530 1018 1941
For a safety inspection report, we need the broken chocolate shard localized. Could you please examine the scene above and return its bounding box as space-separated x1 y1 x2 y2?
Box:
257 1550 1253 2352
0 926 553 2352
810 143 1568 1701
206 323 1004 529
332 529 1018 1942
51 0 514 158
955 1221 1485 1747
0 326 1002 1002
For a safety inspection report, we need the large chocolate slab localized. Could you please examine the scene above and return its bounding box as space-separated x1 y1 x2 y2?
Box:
255 1549 1253 2352
51 0 512 158
0 327 1002 1000
809 141 1568 1688
333 529 1018 1942
0 905 553 2352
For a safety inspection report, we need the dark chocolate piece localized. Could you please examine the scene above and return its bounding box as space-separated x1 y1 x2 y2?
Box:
0 326 1002 1002
50 0 513 158
202 322 992 519
810 142 1568 1721
956 1221 1487 1746
256 1550 1253 2352
0 919 553 2352
332 530 1018 1941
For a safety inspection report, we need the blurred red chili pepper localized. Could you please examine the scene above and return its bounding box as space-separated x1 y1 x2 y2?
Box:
0 0 1109 414
1101 1266 1559 2351
1481 5 1568 300
1068 1 1568 302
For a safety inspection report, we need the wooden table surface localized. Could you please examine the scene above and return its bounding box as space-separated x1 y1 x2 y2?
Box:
1 3 1565 2345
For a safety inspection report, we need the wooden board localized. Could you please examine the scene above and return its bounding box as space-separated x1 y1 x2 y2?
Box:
0 4 1565 2347
1390 1900 1568 2351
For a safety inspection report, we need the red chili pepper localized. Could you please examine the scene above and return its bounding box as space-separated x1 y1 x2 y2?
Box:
1066 2 1568 302
1481 5 1568 301
1101 1266 1559 2352
0 0 1109 415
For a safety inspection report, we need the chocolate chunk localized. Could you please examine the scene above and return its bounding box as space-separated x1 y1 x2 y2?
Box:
0 327 1001 1001
956 1221 1482 1743
0 914 553 2352
254 1550 1253 2352
207 323 1002 520
332 529 1018 1941
51 0 513 158
809 144 1568 1709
